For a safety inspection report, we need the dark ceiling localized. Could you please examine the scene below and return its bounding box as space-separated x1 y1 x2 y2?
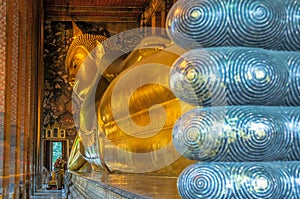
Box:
44 0 151 23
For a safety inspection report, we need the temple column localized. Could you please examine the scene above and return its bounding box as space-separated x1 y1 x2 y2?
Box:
1 0 14 197
0 0 39 198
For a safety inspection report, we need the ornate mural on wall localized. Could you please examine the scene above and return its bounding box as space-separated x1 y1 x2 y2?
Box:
43 21 111 146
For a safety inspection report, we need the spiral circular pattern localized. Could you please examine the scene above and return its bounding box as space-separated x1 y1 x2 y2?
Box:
285 53 300 106
178 162 231 199
173 107 228 161
166 0 300 50
170 48 227 106
232 162 292 198
287 108 300 160
228 0 284 48
283 0 300 50
166 0 227 49
227 48 288 105
289 162 300 197
178 162 298 199
173 106 297 162
170 47 292 106
227 106 290 162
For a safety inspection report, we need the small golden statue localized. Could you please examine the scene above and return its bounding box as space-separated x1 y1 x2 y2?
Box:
66 22 194 176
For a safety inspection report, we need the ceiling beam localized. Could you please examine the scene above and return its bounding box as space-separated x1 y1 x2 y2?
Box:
45 5 144 13
44 5 143 23
45 15 139 23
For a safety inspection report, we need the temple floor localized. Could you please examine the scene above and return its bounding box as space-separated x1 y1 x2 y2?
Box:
65 171 181 199
31 189 65 199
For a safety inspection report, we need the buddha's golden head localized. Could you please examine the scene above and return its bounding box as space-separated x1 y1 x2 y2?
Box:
65 21 107 99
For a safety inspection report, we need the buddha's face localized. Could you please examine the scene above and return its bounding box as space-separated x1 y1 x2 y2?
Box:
68 46 97 100
65 34 106 100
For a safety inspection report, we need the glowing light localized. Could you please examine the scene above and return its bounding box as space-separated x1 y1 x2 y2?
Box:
191 10 201 19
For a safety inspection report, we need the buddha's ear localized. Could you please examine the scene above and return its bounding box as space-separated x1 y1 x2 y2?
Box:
72 20 83 39
96 40 105 55
95 41 105 66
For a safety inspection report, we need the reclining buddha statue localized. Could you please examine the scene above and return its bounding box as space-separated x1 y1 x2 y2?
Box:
66 22 195 176
66 0 300 197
